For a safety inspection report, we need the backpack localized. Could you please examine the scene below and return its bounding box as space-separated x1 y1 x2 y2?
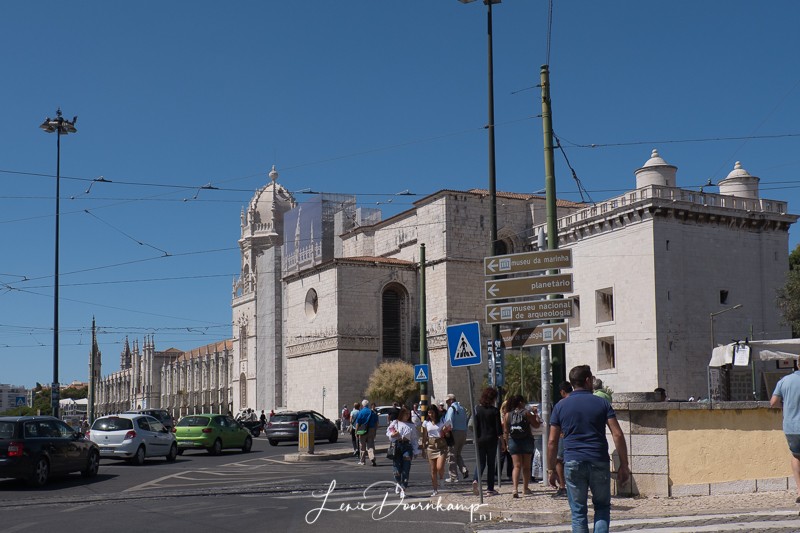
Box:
508 409 529 439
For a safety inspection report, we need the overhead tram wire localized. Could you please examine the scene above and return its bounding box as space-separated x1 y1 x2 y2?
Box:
559 132 800 149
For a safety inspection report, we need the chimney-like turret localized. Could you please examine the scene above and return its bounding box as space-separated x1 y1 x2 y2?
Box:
635 149 677 188
718 161 760 199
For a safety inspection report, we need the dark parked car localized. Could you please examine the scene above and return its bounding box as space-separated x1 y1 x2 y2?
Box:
264 410 338 446
124 409 174 431
0 416 100 487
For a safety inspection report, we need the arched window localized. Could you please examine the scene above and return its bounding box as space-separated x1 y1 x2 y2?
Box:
239 325 247 360
382 284 407 359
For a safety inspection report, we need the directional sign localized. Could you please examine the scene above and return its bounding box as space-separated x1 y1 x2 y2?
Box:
486 299 574 324
500 322 570 348
447 322 482 367
485 273 573 300
414 364 430 382
484 249 572 276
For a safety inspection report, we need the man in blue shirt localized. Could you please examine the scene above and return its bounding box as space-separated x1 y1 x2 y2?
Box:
547 365 630 533
353 399 379 466
444 393 469 482
770 362 800 502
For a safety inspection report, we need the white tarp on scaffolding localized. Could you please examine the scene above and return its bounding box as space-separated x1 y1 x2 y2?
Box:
709 339 800 367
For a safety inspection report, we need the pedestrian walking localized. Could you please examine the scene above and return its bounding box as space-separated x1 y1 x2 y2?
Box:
354 399 379 466
503 394 541 498
444 393 470 483
471 387 503 497
498 399 513 481
421 403 451 496
341 404 350 433
548 365 630 533
552 380 573 499
386 406 420 498
350 401 360 456
770 360 800 502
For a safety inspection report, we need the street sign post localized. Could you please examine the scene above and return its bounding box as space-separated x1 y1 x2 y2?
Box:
500 323 570 349
486 299 573 324
484 249 572 276
485 273 572 300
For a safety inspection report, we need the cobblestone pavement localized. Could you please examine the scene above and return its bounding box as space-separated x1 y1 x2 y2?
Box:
433 477 800 532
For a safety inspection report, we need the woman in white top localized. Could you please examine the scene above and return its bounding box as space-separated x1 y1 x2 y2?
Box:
421 403 452 496
386 407 420 497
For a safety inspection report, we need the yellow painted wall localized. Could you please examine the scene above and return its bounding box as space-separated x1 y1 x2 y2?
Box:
667 409 789 485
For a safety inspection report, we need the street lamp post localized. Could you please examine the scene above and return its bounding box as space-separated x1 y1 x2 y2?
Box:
708 303 743 402
40 109 78 419
458 0 502 386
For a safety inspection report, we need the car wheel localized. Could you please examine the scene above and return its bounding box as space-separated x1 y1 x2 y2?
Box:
328 429 338 444
130 445 146 466
208 438 222 455
268 439 278 446
81 450 100 478
250 428 260 437
166 443 178 462
242 436 252 453
176 448 184 456
27 457 49 487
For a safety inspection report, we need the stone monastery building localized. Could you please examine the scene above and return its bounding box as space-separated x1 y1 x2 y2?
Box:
231 152 796 421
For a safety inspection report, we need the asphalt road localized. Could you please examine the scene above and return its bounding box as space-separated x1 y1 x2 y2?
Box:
0 435 487 533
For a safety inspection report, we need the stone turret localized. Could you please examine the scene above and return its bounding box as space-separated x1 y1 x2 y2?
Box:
635 149 677 188
718 161 760 199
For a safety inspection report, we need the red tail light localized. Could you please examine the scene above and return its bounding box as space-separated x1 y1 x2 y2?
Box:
7 441 23 457
123 431 136 440
289 421 299 427
202 428 213 433
171 427 176 433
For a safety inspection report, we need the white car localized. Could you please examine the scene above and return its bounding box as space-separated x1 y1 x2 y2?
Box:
89 413 178 465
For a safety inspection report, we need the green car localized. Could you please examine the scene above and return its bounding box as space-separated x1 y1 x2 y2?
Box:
174 414 252 455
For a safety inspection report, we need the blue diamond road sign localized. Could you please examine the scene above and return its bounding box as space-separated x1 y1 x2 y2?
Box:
447 322 482 368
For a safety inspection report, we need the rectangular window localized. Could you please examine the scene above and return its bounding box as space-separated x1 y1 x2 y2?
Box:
570 297 581 328
720 290 729 305
596 288 614 323
597 336 616 371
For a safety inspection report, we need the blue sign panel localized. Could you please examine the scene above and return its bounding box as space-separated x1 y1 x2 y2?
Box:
447 322 482 368
414 364 430 382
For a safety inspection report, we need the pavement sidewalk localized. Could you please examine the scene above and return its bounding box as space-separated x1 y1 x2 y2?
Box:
284 439 800 527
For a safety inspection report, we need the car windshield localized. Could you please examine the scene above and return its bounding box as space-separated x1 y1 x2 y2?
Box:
270 414 297 423
177 416 210 427
92 418 133 431
0 422 14 439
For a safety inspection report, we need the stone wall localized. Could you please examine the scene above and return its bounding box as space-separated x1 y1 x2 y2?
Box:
610 399 788 497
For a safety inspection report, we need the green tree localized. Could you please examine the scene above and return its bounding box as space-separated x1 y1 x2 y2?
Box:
498 350 541 402
777 244 800 336
365 360 417 405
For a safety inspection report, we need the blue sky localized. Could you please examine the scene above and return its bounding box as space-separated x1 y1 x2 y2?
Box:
2 1 800 388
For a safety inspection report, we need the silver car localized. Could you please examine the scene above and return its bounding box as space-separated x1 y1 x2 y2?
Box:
89 414 178 465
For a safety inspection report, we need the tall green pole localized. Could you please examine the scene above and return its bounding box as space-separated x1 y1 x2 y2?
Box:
419 244 428 420
540 64 566 402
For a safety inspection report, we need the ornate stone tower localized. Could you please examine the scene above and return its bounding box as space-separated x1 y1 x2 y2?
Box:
231 166 295 412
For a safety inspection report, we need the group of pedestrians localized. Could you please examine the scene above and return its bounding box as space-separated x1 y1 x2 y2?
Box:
336 366 632 533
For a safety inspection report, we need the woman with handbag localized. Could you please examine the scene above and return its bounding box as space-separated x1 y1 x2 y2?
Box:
421 403 451 497
386 407 420 498
504 394 542 498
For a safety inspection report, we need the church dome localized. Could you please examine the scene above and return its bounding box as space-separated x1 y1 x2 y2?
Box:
245 166 296 231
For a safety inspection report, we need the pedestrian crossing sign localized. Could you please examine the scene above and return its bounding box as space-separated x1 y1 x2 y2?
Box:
414 364 429 382
447 322 482 367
